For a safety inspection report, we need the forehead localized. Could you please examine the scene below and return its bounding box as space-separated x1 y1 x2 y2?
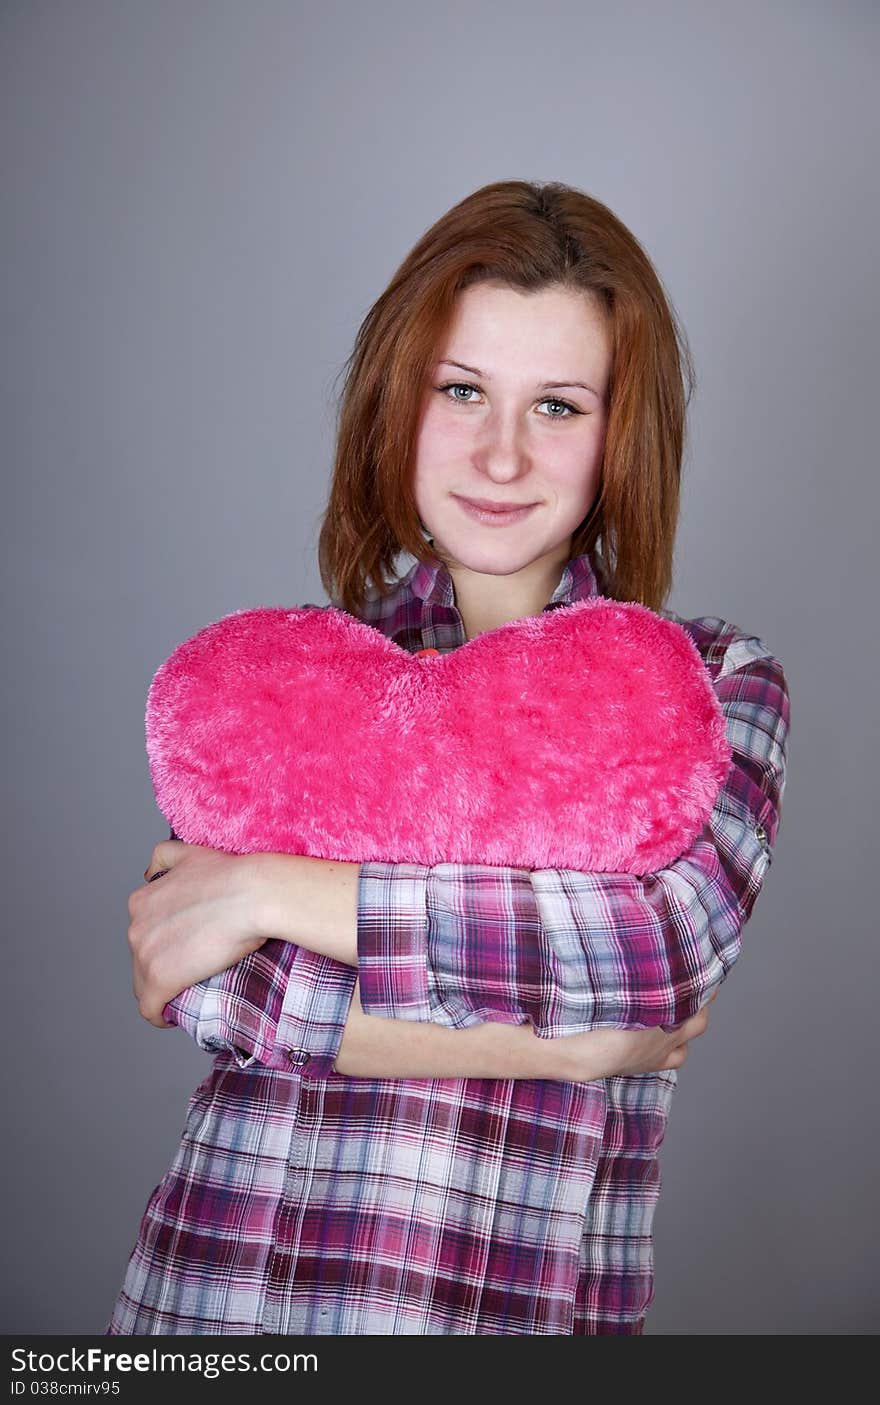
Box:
438 281 611 373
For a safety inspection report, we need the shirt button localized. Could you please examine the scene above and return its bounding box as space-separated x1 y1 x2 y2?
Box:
286 1048 311 1067
755 824 769 848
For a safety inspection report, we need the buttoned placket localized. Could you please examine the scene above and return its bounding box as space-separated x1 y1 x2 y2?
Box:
261 1071 323 1334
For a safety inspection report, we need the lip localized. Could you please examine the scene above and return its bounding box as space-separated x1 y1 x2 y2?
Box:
454 495 538 526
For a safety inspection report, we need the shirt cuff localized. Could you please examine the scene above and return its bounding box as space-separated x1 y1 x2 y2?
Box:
163 940 358 1079
275 947 359 1078
356 861 433 1020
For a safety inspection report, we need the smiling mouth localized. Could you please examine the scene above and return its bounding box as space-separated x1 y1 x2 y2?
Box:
454 496 539 526
457 496 537 511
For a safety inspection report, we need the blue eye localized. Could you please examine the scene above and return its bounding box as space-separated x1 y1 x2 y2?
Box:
436 382 581 419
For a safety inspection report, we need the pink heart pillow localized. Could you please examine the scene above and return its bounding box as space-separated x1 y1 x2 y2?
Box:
145 598 731 875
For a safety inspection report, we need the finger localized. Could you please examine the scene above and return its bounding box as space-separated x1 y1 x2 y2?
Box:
143 1010 174 1029
138 995 175 1028
145 839 187 881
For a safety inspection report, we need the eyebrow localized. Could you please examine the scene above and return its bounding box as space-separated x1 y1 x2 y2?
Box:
437 359 601 397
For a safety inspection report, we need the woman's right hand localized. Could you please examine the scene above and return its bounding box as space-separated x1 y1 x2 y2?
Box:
557 990 719 1081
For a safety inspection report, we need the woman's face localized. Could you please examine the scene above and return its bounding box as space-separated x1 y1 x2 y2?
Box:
413 280 612 580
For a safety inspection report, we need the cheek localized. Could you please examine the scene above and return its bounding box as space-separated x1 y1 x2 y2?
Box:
413 408 468 481
550 430 605 493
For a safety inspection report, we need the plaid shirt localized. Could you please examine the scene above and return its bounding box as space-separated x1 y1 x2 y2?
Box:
107 552 790 1335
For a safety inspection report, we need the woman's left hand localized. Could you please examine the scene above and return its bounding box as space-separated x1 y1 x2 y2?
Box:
129 840 269 1028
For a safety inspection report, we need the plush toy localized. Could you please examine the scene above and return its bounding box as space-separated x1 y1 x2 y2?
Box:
144 598 731 877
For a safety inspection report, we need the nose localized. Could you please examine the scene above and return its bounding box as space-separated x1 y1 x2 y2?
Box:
475 404 532 484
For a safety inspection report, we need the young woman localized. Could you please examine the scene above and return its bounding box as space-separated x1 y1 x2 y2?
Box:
110 179 789 1336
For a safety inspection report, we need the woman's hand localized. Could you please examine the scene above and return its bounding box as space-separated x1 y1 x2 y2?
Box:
128 840 268 1028
556 990 720 1081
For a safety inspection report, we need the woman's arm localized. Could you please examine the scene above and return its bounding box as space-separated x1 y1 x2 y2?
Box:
332 979 710 1079
163 941 703 1081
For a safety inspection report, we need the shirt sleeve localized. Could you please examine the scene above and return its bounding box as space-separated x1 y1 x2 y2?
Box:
355 638 791 1036
163 940 358 1079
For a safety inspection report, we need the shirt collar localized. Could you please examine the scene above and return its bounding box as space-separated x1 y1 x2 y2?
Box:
407 549 604 609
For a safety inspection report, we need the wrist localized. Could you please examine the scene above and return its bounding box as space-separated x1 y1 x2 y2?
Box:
548 1028 616 1083
249 851 360 965
248 851 314 948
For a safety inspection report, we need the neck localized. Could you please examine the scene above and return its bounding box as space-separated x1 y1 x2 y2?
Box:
444 549 570 641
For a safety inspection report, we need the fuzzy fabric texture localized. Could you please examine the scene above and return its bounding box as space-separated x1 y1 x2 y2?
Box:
145 597 732 875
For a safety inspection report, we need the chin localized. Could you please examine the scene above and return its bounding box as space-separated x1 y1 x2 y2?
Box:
439 541 545 576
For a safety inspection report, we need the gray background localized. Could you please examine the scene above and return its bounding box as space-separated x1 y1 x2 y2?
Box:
2 0 877 1335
